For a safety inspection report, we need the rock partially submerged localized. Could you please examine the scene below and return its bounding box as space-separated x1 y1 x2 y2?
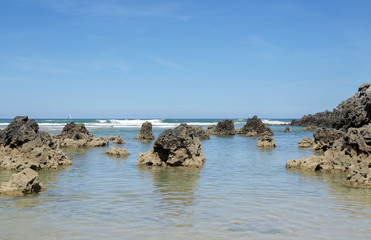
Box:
257 136 276 148
0 116 71 170
298 137 314 148
291 110 335 128
0 168 45 196
238 116 273 137
207 120 235 136
137 124 206 168
108 136 125 144
312 128 343 152
53 122 108 148
135 121 155 141
104 147 130 158
284 127 291 132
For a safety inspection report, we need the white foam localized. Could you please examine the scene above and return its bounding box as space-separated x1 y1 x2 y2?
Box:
262 120 290 125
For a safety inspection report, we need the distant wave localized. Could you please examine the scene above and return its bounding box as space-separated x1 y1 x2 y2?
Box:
262 120 290 125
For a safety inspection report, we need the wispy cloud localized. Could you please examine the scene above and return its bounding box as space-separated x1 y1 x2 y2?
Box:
7 57 81 74
150 56 182 69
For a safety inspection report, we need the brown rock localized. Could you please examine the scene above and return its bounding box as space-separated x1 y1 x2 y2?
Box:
207 120 235 136
257 135 276 148
135 121 155 141
238 116 273 137
298 137 314 148
104 147 130 158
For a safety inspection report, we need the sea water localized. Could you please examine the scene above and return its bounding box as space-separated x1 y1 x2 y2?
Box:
1 119 371 239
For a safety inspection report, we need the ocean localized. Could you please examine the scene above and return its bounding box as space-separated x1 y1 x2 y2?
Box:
1 118 371 239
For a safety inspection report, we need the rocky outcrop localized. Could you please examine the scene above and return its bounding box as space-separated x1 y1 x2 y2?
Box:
207 120 235 136
187 125 210 140
0 168 45 196
312 128 343 152
135 121 155 141
238 116 273 137
284 127 291 132
137 124 206 168
103 147 130 158
108 136 125 144
303 126 317 132
257 135 276 148
345 158 371 188
298 137 314 148
287 124 371 187
291 110 335 128
52 122 108 148
0 116 72 170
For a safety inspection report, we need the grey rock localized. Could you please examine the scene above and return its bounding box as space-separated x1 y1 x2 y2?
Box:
298 137 314 148
257 135 276 148
238 116 273 137
284 127 291 132
312 128 343 152
207 120 235 136
0 168 45 196
135 121 155 141
104 147 130 158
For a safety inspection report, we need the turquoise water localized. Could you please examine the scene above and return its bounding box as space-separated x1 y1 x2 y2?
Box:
1 121 371 239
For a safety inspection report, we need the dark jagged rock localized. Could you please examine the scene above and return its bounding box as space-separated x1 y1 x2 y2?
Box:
257 135 276 148
0 116 71 170
207 120 235 136
238 116 273 137
52 122 108 148
298 137 314 148
291 110 335 128
312 128 343 152
135 121 155 141
137 124 206 168
0 168 46 197
284 127 291 132
186 125 210 140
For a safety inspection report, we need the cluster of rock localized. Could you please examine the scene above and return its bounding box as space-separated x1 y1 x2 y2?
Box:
108 135 126 144
291 110 335 128
207 120 235 136
0 116 72 170
137 124 206 168
287 83 371 188
298 137 314 148
257 135 276 148
238 116 273 137
135 121 155 141
0 168 45 197
52 122 108 148
104 147 130 158
303 126 317 132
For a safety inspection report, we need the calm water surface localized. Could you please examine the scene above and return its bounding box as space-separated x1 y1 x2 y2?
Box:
1 125 371 239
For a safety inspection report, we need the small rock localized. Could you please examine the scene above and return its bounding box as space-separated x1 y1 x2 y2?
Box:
135 121 155 141
207 120 235 136
257 135 276 148
238 116 273 137
284 127 291 132
104 147 130 158
298 137 314 148
0 168 45 196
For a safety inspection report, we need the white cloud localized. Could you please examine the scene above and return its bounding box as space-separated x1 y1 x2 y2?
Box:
150 56 182 69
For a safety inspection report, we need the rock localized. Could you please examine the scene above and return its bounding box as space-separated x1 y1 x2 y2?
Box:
284 127 291 132
0 116 72 170
0 168 45 196
52 122 108 148
303 126 317 132
257 135 276 148
137 124 206 167
207 120 235 136
298 137 314 148
108 136 125 144
103 147 130 158
312 128 343 152
238 116 273 137
187 125 210 140
345 158 371 188
135 121 155 141
291 110 335 128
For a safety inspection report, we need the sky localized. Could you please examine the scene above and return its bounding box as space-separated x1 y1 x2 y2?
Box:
1 0 371 119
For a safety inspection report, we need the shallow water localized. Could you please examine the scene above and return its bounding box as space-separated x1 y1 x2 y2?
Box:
1 125 371 239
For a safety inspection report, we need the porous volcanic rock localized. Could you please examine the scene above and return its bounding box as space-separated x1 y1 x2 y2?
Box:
303 126 317 132
345 158 371 188
137 124 206 167
0 116 71 170
291 110 335 128
108 136 125 144
298 137 314 148
0 168 45 196
53 122 108 148
207 120 235 136
257 135 276 148
284 127 291 132
188 125 210 140
103 147 130 158
312 128 343 152
135 121 155 141
238 116 273 137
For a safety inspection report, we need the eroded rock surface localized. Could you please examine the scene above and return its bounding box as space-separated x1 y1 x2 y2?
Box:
284 127 291 132
0 168 45 196
257 135 276 148
207 120 235 136
135 121 155 141
53 122 108 148
0 116 71 170
298 137 314 148
312 128 343 152
137 124 206 167
238 116 273 137
104 147 130 158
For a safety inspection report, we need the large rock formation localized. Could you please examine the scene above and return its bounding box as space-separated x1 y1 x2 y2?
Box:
298 137 314 148
207 120 235 136
0 168 45 196
137 124 206 168
312 128 343 152
52 122 108 148
303 126 317 132
104 147 130 158
0 116 72 170
135 121 155 141
187 125 210 140
291 110 335 128
238 116 273 137
257 135 276 148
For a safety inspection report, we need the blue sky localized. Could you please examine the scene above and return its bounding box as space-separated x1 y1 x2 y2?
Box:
1 0 371 119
